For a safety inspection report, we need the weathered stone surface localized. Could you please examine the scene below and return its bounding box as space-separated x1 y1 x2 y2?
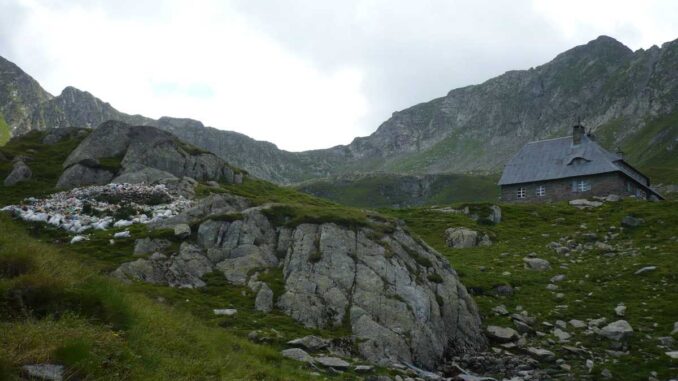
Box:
111 163 177 185
315 356 350 369
174 224 191 239
3 159 32 186
569 199 603 208
113 243 212 288
486 326 519 343
523 257 551 271
56 163 113 189
287 335 331 351
57 121 240 189
281 348 314 363
278 223 485 368
21 364 64 381
255 283 274 313
526 347 555 362
445 227 491 248
598 320 634 341
133 238 171 256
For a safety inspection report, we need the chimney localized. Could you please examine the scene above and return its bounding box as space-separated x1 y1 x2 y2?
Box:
573 123 585 145
616 147 624 160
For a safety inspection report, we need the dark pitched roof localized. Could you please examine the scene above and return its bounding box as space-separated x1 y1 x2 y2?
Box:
498 134 662 198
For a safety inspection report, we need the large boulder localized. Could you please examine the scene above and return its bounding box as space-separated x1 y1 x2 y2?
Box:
57 120 241 189
56 163 114 189
445 227 491 248
3 159 32 186
277 223 485 368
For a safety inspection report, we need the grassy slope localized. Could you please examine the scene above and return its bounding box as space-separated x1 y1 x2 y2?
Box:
0 113 10 146
383 201 678 380
0 131 86 205
0 133 393 380
597 111 678 183
0 214 358 381
296 173 499 208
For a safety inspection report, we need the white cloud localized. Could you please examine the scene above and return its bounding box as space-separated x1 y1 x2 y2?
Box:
1 0 676 151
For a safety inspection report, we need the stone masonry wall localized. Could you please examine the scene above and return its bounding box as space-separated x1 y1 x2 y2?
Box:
500 172 647 202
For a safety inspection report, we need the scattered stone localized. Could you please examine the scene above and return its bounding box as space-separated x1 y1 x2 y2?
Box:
594 242 614 251
113 230 131 239
672 321 678 335
634 266 656 275
658 336 675 347
569 199 602 208
615 303 626 317
550 274 566 283
486 326 519 343
315 356 350 370
546 283 558 291
287 335 330 351
598 320 633 341
621 215 643 228
492 305 509 316
526 347 555 362
492 284 514 296
586 359 594 373
589 317 607 327
666 351 678 359
553 328 571 342
523 257 550 271
213 308 237 316
3 159 32 186
569 319 586 329
444 227 492 248
514 320 533 334
254 283 274 313
355 365 374 373
605 194 620 202
601 368 613 379
21 364 64 381
174 223 191 239
70 235 88 244
281 348 314 363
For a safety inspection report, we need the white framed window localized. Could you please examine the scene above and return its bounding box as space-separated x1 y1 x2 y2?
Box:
572 179 591 192
536 185 546 197
517 187 526 199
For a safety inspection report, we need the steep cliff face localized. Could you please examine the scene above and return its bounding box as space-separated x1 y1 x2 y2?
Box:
1 36 677 184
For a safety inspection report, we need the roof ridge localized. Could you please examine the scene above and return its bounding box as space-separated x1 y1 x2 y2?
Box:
526 136 570 144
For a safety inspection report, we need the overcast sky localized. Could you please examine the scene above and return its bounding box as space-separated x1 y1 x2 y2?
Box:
1 0 677 151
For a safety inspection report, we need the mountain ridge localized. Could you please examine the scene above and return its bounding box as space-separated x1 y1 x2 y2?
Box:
1 35 676 184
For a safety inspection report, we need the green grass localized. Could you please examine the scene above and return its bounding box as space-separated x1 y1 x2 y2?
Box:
296 173 499 208
0 214 368 381
0 113 10 146
382 200 678 380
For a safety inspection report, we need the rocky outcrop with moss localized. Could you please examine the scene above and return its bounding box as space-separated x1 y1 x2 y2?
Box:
56 121 242 189
113 195 487 368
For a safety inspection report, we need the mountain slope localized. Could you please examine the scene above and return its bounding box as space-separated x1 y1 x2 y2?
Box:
1 36 677 185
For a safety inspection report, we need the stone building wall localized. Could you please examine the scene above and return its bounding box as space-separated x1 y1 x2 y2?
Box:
500 172 648 202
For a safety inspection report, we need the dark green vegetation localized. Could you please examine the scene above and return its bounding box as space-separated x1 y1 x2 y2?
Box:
0 131 86 205
0 136 389 380
0 215 374 380
296 173 499 208
0 113 10 146
383 200 678 380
